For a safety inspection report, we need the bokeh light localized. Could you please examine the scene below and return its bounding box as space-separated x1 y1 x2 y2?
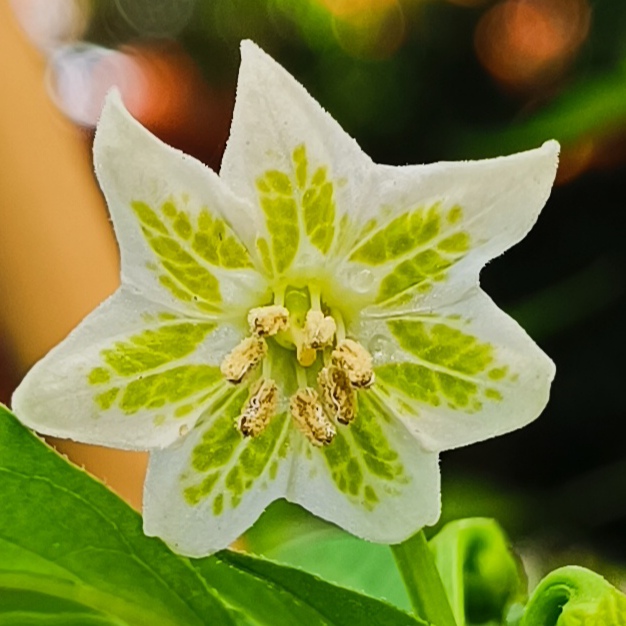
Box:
475 0 591 91
48 43 147 128
319 0 406 59
10 0 90 53
48 41 232 168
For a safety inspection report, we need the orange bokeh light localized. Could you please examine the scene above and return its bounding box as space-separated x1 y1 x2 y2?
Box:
475 0 590 90
319 0 395 18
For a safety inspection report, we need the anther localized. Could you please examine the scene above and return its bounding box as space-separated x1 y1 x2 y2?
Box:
248 305 289 337
220 336 267 383
318 365 356 425
290 388 336 446
332 339 375 388
237 378 279 437
296 310 337 367
303 310 336 349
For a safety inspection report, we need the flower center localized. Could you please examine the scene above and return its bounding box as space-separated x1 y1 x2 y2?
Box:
220 285 374 446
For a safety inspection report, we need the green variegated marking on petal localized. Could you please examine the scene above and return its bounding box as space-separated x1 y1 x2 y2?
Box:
87 320 222 416
293 144 307 189
193 208 254 269
95 322 216 378
184 389 289 512
375 249 455 305
375 234 470 305
377 363 479 410
131 201 223 309
322 393 406 509
256 170 299 274
389 320 494 375
256 237 274 277
349 203 444 265
118 365 222 414
346 204 470 305
295 145 336 255
376 319 507 411
95 387 119 410
88 367 111 385
255 145 338 272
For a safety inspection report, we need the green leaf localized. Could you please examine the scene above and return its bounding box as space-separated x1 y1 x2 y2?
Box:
429 518 526 626
0 404 424 626
247 502 413 612
454 68 626 158
520 566 626 626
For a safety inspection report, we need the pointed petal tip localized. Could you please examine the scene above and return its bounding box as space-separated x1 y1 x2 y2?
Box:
98 87 126 125
540 139 561 167
542 138 561 154
239 39 267 60
238 39 278 80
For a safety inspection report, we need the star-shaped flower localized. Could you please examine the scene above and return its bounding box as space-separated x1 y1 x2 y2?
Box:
12 41 558 557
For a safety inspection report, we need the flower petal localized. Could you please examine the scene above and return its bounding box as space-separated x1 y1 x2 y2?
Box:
12 288 240 450
354 287 555 452
286 392 440 545
144 388 292 556
220 41 377 278
94 90 269 317
337 141 559 311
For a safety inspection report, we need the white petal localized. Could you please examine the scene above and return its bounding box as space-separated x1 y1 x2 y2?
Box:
355 287 555 452
220 41 377 278
144 390 292 557
12 288 240 450
286 392 441 544
337 141 559 312
94 90 268 317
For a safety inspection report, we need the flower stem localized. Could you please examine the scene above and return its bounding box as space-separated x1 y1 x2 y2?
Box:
391 530 458 626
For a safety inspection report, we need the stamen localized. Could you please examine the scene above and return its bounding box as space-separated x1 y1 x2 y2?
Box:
318 365 356 425
332 339 375 388
303 310 336 350
237 378 279 437
248 305 290 337
220 336 267 383
290 388 336 446
332 308 346 342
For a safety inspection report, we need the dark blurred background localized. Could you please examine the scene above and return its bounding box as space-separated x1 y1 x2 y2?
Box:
1 0 625 593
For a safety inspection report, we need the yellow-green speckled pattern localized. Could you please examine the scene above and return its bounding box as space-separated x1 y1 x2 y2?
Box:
348 204 470 305
184 389 290 514
131 199 253 313
255 144 336 275
376 318 510 412
88 319 223 417
322 393 407 510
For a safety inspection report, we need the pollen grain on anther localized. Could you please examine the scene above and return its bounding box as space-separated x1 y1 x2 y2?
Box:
303 310 336 349
332 339 375 388
290 387 336 446
248 305 290 337
220 336 268 383
238 378 279 437
318 365 357 425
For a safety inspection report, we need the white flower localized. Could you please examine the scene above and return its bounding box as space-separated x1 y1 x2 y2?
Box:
12 41 559 557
